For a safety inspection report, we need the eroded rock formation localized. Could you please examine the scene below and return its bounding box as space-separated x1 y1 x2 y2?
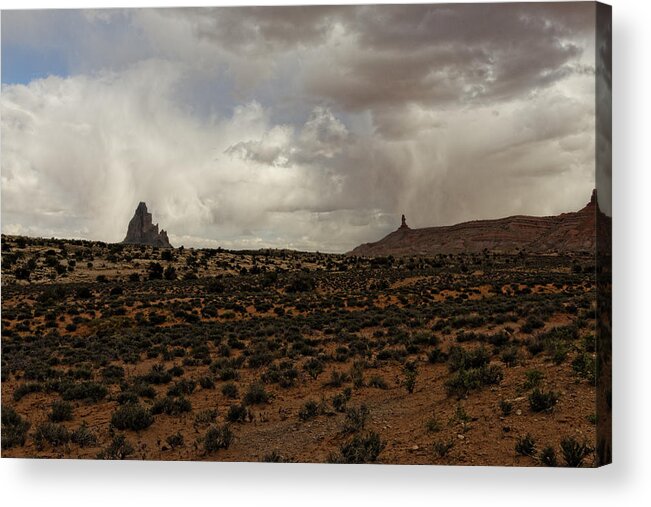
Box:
349 190 608 256
122 202 172 248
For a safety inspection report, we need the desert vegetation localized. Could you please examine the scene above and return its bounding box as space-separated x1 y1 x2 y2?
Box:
1 234 597 465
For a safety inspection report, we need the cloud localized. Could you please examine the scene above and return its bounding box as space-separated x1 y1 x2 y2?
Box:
299 4 592 109
1 4 600 252
183 6 343 53
0 61 402 252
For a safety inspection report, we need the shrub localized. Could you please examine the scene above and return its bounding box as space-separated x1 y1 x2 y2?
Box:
149 313 167 326
61 381 107 402
101 365 125 383
14 266 31 280
523 369 544 390
521 316 545 334
34 422 70 450
111 403 154 431
194 409 218 426
528 388 559 413
572 353 596 383
151 396 192 416
286 273 314 293
332 388 352 413
97 434 134 460
447 346 490 372
163 266 177 280
217 367 239 381
548 340 570 365
341 404 369 434
206 280 225 294
515 434 536 457
140 364 172 385
1 405 30 449
426 347 446 363
13 382 43 402
263 450 292 463
167 379 197 397
204 425 234 452
226 404 249 423
350 361 365 389
445 364 504 398
303 357 325 380
166 432 185 449
221 382 239 399
456 331 480 343
479 364 504 384
500 346 519 367
329 432 385 464
243 383 270 405
169 365 185 376
49 400 74 422
261 361 299 388
433 439 454 458
560 437 593 467
403 361 418 394
499 400 513 416
540 446 558 467
525 337 545 356
487 331 510 348
118 383 156 404
323 364 349 383
298 400 321 421
76 286 92 298
199 376 215 389
425 416 442 433
368 375 388 389
135 384 157 399
71 423 97 447
148 262 164 280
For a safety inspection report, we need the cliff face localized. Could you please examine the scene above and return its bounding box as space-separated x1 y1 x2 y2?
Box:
122 202 172 248
349 190 609 257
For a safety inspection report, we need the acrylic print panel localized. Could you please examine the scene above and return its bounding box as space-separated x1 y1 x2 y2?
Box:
0 2 611 466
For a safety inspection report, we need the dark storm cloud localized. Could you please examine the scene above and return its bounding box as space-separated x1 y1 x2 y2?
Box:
170 5 344 53
351 3 593 49
302 3 592 113
157 3 594 116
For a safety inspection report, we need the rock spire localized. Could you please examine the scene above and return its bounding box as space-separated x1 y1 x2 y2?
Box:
122 202 172 248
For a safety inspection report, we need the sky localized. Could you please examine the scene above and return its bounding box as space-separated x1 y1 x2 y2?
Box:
0 3 607 252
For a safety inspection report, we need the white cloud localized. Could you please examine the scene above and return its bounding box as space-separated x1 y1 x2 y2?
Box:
1 61 399 251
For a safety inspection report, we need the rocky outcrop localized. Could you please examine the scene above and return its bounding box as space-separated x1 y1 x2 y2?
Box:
122 202 172 248
349 190 609 256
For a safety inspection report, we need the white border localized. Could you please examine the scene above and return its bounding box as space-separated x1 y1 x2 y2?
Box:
1 0 649 505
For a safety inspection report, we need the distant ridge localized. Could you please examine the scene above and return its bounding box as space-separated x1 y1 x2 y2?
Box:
122 202 172 248
348 190 609 256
